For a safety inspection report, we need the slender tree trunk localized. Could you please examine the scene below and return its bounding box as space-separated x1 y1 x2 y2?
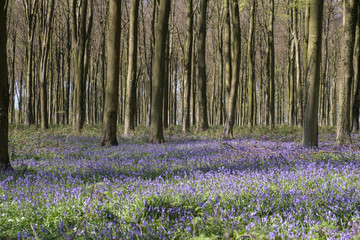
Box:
293 3 302 127
269 0 275 127
197 0 209 131
124 0 140 136
0 1 12 170
147 0 156 127
182 0 193 132
149 0 171 143
303 0 310 78
302 0 324 148
247 0 256 128
8 32 15 124
224 0 231 119
337 0 358 144
39 0 55 130
100 0 121 146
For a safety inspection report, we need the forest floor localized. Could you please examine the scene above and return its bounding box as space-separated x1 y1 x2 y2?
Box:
2 125 360 239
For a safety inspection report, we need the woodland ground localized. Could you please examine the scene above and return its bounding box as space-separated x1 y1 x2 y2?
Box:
1 125 360 239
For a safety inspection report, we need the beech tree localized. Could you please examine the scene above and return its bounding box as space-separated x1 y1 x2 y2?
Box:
71 0 92 132
182 0 193 133
124 0 140 136
0 0 12 170
224 0 241 138
337 0 358 144
149 0 171 143
302 0 324 147
100 0 121 146
197 0 209 131
39 0 55 130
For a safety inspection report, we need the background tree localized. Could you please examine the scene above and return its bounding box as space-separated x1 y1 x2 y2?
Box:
302 0 324 147
39 0 55 130
247 0 256 128
149 0 171 143
337 0 358 144
100 0 121 146
0 0 12 170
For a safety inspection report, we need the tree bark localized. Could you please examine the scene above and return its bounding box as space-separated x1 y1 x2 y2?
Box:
124 0 140 136
182 0 193 133
224 0 241 138
268 0 275 127
100 0 121 146
0 1 12 170
293 3 302 127
149 0 171 143
336 0 358 144
247 0 256 128
302 0 324 148
24 0 38 126
197 0 209 131
72 0 89 132
352 5 360 133
39 0 55 130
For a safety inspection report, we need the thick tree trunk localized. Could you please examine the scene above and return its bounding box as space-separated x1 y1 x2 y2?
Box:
101 0 121 146
197 0 209 131
336 0 358 144
224 0 241 138
149 0 171 143
72 0 88 132
0 2 12 170
302 0 324 148
124 0 140 136
352 5 360 133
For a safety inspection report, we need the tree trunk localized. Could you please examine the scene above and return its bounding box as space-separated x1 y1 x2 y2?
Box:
100 0 121 146
302 0 324 148
39 0 55 130
352 5 360 133
224 0 231 120
24 0 38 126
336 0 358 144
0 2 12 170
268 0 275 127
182 0 193 133
247 0 256 128
124 0 140 136
149 0 171 143
224 0 241 138
293 3 302 127
9 32 16 124
197 0 209 131
72 0 88 132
